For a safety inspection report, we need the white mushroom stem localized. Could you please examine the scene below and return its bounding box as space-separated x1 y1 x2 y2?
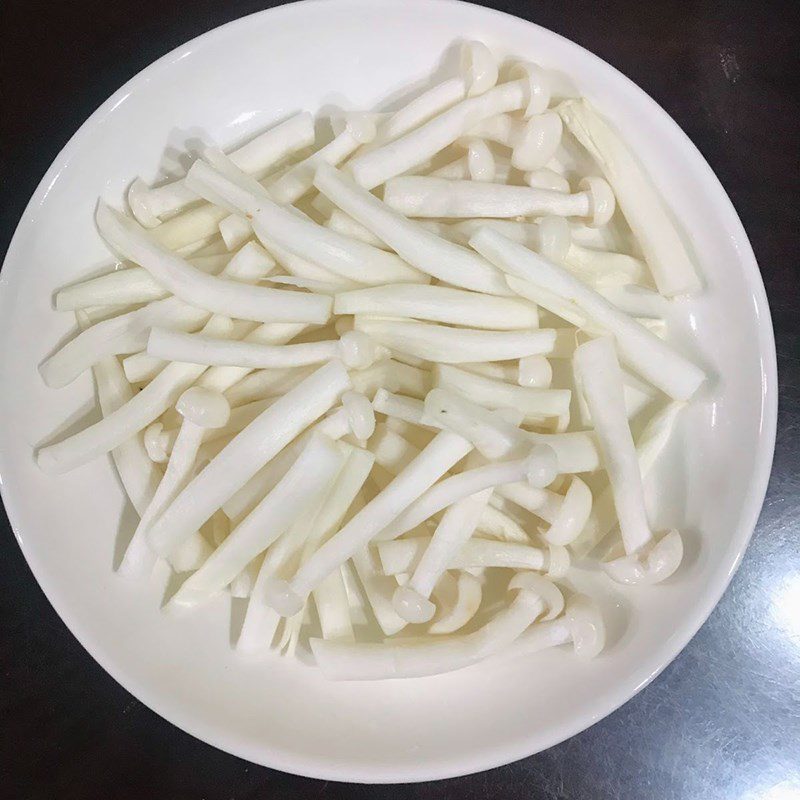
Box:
494 476 593 546
347 77 537 189
353 317 555 365
373 389 430 429
145 359 351 558
428 571 483 634
184 160 425 286
325 210 390 249
574 337 683 583
128 112 315 225
224 365 316 407
40 296 206 389
195 321 309 395
471 228 705 400
378 445 558 541
147 327 387 370
304 450 377 639
367 425 538 545
391 489 492 623
366 41 497 151
96 203 331 323
435 364 571 423
462 138 496 181
571 401 685 558
235 450 349 656
558 99 701 296
379 536 569 578
504 594 606 660
83 326 160 517
266 114 376 205
460 361 520 382
310 573 555 680
118 387 231 577
351 358 431 400
334 284 539 330
222 397 375 521
169 433 346 606
36 315 248 473
42 243 275 389
465 111 563 170
383 175 615 226
524 168 571 193
423 387 599 472
312 163 511 295
146 204 228 253
54 252 228 310
123 353 167 384
264 430 474 615
428 155 512 184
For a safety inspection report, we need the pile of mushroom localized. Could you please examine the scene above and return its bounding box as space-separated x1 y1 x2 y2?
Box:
36 40 703 679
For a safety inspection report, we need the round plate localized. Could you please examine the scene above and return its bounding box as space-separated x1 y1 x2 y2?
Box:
0 0 777 783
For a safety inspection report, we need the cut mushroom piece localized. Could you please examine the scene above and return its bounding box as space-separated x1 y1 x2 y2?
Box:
263 430 474 616
309 573 561 680
383 175 614 227
145 359 351 559
392 488 492 623
169 433 346 607
347 75 539 190
185 159 425 286
471 227 705 401
423 387 598 472
312 164 511 296
118 387 231 578
378 444 559 542
505 594 606 660
378 536 569 580
574 337 683 584
128 112 316 225
333 283 539 330
428 571 483 635
147 327 388 371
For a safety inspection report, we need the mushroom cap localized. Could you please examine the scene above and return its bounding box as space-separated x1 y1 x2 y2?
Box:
508 572 564 620
342 390 376 441
564 594 606 659
339 330 390 370
508 62 551 117
579 176 616 228
393 585 436 624
429 571 483 635
176 387 231 429
539 476 593 546
524 168 570 194
143 422 170 463
536 214 571 263
602 529 684 586
344 112 378 145
464 138 496 182
460 40 499 97
511 111 563 171
524 444 559 488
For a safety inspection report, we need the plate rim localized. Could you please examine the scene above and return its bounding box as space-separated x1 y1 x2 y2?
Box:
0 0 779 783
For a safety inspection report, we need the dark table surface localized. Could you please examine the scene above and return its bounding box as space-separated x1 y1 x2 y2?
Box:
2 1 798 798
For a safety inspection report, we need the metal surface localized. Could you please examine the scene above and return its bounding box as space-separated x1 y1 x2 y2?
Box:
1 0 798 797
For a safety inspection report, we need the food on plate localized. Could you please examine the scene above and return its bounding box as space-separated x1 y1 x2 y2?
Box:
36 39 703 679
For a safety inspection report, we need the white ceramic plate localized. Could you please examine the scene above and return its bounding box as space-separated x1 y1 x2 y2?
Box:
0 0 777 783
